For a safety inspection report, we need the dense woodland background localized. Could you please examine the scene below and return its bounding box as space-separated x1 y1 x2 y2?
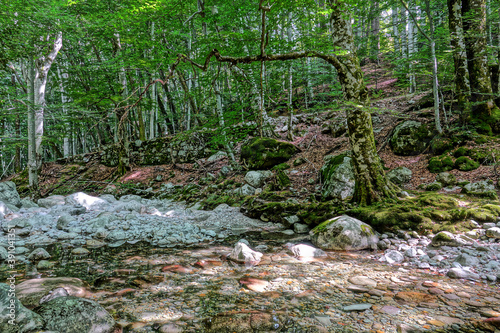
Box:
1 0 499 200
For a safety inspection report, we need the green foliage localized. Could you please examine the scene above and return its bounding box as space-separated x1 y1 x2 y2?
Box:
454 156 480 171
428 155 454 173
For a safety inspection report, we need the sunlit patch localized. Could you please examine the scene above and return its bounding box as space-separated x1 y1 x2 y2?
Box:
122 171 143 181
165 210 175 217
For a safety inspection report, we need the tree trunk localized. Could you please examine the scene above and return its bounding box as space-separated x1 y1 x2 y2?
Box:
448 0 471 115
463 0 497 133
407 0 417 93
328 0 397 205
28 32 62 194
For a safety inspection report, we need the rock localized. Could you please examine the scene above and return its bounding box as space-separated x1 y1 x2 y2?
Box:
28 248 51 261
293 223 309 234
38 195 66 208
239 277 269 292
486 227 500 238
454 253 480 267
0 181 21 207
39 287 70 304
343 303 372 311
65 192 108 210
57 215 75 230
71 248 90 255
390 121 432 156
283 215 300 228
229 240 263 264
16 277 90 308
462 180 497 199
244 170 273 188
447 267 480 280
386 167 412 185
384 250 404 264
2 217 31 232
431 231 468 247
284 243 327 259
234 184 256 196
240 137 299 170
37 260 55 269
0 283 44 333
206 151 227 163
0 200 13 218
310 215 378 251
320 154 355 201
348 276 377 288
436 172 456 186
220 165 232 177
34 296 115 333
0 246 8 261
425 182 442 191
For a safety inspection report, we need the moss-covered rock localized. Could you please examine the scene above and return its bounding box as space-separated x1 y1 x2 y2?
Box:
386 167 412 185
319 153 355 201
240 137 299 170
389 121 433 156
428 155 454 173
466 208 497 222
453 147 470 158
454 156 480 171
426 182 443 191
435 172 456 186
462 180 498 199
430 136 454 155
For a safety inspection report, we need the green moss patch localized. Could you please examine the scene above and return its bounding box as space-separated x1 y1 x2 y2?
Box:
240 137 299 170
428 155 454 173
454 156 480 171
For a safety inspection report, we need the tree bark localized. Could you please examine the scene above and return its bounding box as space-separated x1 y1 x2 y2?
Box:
448 0 471 115
463 0 497 133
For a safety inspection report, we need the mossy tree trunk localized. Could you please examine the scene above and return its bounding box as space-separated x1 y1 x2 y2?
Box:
328 0 397 205
448 0 471 116
463 0 498 133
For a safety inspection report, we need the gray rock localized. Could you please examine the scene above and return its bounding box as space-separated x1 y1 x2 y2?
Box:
57 215 75 231
293 223 309 234
486 227 500 238
310 215 378 251
404 248 417 258
283 215 300 228
389 121 432 156
0 283 44 333
38 195 66 208
462 180 497 198
39 287 70 304
0 201 13 218
320 155 355 201
35 296 115 333
284 243 327 258
65 192 108 210
0 181 21 207
454 253 479 267
447 267 480 280
384 250 404 264
28 248 51 261
431 231 468 247
235 184 256 196
343 303 372 311
229 240 263 264
386 167 412 185
19 198 39 209
2 217 31 232
244 170 272 188
436 172 456 186
105 230 127 242
0 246 8 261
220 165 232 177
206 151 227 163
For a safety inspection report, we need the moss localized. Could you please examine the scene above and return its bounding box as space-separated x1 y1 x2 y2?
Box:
426 210 452 221
276 170 290 188
428 155 454 173
425 182 442 191
466 208 497 222
417 193 459 209
454 156 480 171
482 204 500 216
430 137 454 155
453 147 470 158
320 153 349 182
240 137 299 170
272 163 291 171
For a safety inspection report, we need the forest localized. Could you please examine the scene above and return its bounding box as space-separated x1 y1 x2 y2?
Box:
1 0 500 332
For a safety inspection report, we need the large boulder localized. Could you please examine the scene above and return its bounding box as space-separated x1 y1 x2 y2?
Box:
240 137 299 170
34 296 116 333
431 231 468 247
244 170 273 188
0 181 21 207
320 154 355 201
435 172 456 186
0 201 13 218
310 215 379 251
462 180 497 199
0 283 44 333
389 121 432 156
229 240 263 264
386 167 412 185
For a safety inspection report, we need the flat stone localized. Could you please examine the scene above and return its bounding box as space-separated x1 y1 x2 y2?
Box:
379 305 401 315
239 277 268 292
343 303 372 312
443 293 460 300
347 285 369 293
348 275 377 288
434 316 463 325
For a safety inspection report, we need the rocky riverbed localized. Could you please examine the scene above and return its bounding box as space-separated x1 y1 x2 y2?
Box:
0 184 499 332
